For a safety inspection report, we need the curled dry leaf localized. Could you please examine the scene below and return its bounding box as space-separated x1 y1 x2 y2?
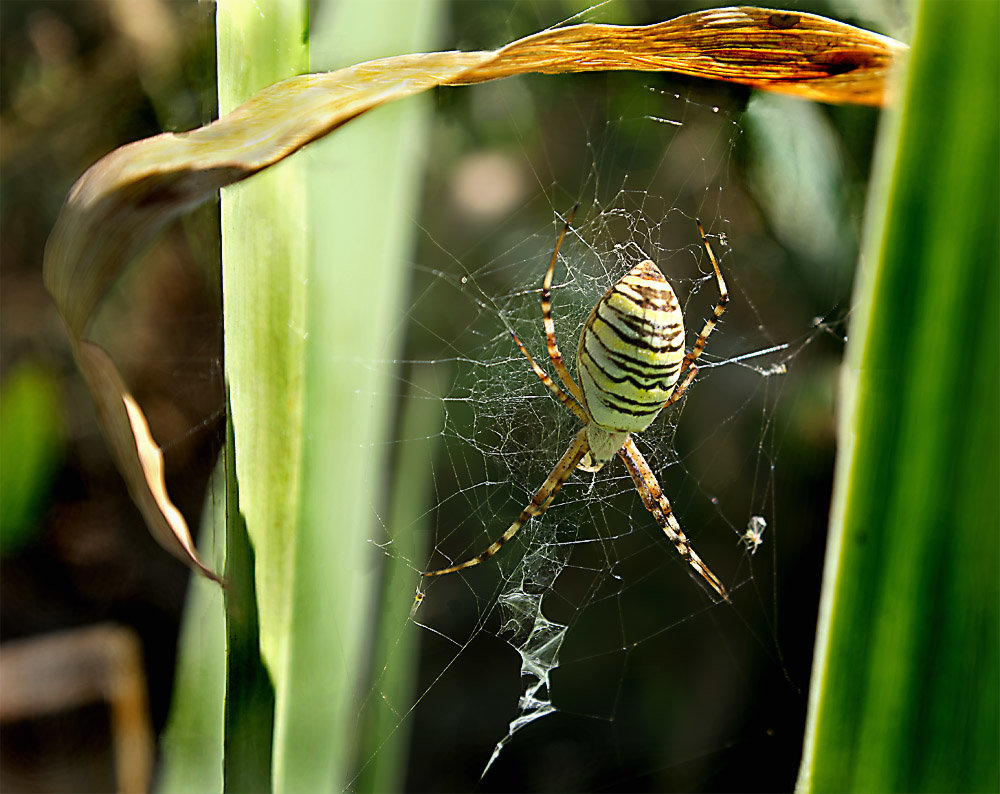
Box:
43 7 906 582
465 7 905 105
75 341 225 584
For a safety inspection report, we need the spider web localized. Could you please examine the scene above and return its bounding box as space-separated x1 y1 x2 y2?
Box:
20 2 874 790
355 7 861 791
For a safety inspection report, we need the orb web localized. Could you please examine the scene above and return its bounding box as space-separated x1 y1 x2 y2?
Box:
356 18 855 790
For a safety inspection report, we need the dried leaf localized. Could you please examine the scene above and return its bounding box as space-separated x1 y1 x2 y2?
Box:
43 7 906 581
464 7 905 105
75 341 224 584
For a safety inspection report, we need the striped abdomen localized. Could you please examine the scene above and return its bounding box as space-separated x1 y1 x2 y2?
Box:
576 260 685 434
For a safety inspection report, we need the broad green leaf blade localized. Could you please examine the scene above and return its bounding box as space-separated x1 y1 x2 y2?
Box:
354 365 443 794
216 1 306 791
275 1 441 789
158 461 226 794
798 0 1000 790
223 405 275 794
216 0 309 719
219 0 441 791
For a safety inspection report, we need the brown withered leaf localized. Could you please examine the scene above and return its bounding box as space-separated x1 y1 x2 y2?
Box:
43 7 906 582
463 7 905 105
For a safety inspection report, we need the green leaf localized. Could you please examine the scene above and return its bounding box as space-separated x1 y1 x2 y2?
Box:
216 2 307 790
797 0 1000 790
158 461 226 794
216 0 441 791
354 365 442 793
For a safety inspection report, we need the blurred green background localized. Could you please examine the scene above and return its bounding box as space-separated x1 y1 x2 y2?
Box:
0 1 922 792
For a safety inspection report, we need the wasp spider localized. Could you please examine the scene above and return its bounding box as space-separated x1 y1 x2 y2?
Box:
424 207 731 602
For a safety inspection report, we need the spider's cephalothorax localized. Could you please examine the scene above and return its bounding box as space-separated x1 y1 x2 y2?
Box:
577 259 685 468
424 207 731 602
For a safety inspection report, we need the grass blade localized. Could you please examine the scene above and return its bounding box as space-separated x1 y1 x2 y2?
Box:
797 0 999 790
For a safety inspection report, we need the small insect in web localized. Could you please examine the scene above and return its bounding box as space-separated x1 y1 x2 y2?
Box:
408 588 426 620
742 515 767 556
424 205 731 602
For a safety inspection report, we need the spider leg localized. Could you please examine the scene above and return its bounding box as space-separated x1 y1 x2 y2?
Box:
509 329 588 424
423 426 590 577
542 205 587 406
618 437 730 603
662 365 697 410
679 220 729 376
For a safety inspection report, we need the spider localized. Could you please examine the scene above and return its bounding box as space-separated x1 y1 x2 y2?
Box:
424 206 731 602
